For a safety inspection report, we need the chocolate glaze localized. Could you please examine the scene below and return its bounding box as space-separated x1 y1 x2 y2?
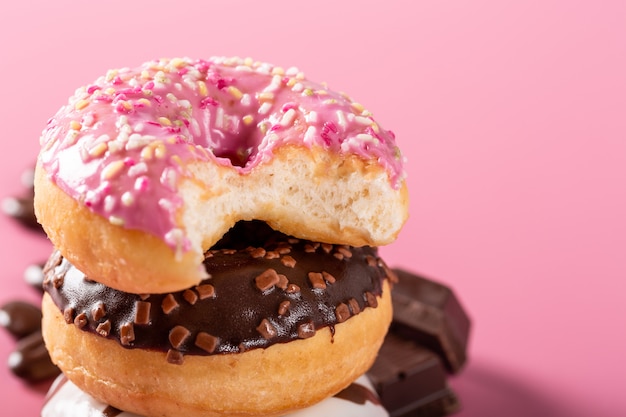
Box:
43 221 390 357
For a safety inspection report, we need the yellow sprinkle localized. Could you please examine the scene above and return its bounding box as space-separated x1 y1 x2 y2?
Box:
170 58 186 68
137 98 151 107
69 120 82 131
286 78 296 87
122 101 133 111
121 192 135 206
105 88 116 95
166 136 178 144
351 102 365 113
302 88 314 97
371 123 380 134
339 92 352 101
141 70 151 79
141 145 154 160
322 99 337 105
154 143 166 159
227 86 243 99
244 57 254 67
101 160 125 180
105 69 118 82
170 154 184 168
242 115 254 125
197 81 208 97
258 92 274 102
158 117 172 126
271 66 285 76
74 99 89 110
295 72 306 80
88 142 108 158
316 90 329 96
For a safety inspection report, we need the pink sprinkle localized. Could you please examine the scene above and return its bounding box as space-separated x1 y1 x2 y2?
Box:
200 97 219 108
123 157 136 167
134 176 151 192
87 85 101 94
281 102 297 112
144 81 155 90
321 121 339 146
178 67 189 76
269 124 283 132
112 75 123 85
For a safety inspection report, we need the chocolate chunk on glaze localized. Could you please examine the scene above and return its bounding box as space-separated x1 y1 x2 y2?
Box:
391 269 471 373
43 221 389 357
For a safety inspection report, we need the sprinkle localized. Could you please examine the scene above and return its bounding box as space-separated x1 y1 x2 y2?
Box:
356 133 376 142
256 318 277 340
291 82 304 92
280 108 297 127
161 294 179 314
302 88 314 96
141 145 154 160
303 126 317 144
69 120 82 131
305 111 318 123
158 116 172 126
154 142 166 159
88 142 108 158
354 116 372 125
242 115 254 125
308 272 326 289
120 323 135 346
169 325 191 349
195 284 216 300
258 102 272 115
183 289 198 305
121 192 135 206
271 66 285 76
101 160 125 180
227 86 243 99
109 216 124 226
103 195 116 212
335 303 351 323
166 349 184 365
351 102 365 113
160 167 178 191
128 162 148 177
195 332 219 353
75 99 89 110
255 269 280 291
336 110 347 129
298 322 316 339
258 91 274 102
91 302 107 321
134 301 151 325
96 320 111 337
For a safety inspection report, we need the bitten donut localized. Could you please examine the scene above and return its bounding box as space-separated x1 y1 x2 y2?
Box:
42 222 395 417
35 56 409 294
42 374 389 417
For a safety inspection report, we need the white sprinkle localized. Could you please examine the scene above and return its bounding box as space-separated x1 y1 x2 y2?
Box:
263 75 282 93
82 113 96 127
305 111 318 124
286 66 299 76
104 195 116 212
240 93 252 106
355 133 376 142
190 118 201 137
336 110 347 129
160 167 178 191
158 198 175 213
215 107 225 129
235 65 253 72
109 216 125 226
354 116 373 125
303 126 317 145
258 102 272 115
291 83 304 93
121 192 135 206
128 162 148 177
280 108 297 127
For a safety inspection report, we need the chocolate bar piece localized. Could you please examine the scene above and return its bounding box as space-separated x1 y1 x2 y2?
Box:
368 332 460 417
391 269 470 373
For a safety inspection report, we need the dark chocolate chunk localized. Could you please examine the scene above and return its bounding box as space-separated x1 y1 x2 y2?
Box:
0 300 42 339
1 195 43 233
367 332 460 417
391 269 471 373
8 330 60 382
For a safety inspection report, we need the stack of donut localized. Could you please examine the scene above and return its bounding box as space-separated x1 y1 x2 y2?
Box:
34 56 409 417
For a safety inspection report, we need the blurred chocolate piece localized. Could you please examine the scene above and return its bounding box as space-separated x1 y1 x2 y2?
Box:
24 263 46 293
0 300 42 339
2 166 44 234
368 332 460 417
8 330 60 382
391 269 470 373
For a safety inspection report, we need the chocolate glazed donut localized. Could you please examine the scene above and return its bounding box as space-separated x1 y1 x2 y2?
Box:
43 221 394 362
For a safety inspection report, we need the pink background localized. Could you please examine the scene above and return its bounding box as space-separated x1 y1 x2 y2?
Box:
1 1 625 416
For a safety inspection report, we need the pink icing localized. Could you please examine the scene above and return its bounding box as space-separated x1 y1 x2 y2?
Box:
39 57 405 252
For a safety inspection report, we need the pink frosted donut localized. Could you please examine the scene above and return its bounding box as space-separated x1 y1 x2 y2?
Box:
35 57 408 294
